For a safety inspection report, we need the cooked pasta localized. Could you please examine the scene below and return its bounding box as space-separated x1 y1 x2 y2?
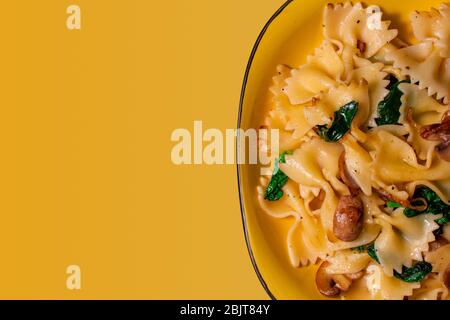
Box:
257 2 450 300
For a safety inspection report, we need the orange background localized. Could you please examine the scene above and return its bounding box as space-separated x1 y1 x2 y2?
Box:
0 0 287 299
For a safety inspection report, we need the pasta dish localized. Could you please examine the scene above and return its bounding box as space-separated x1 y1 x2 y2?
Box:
257 2 450 300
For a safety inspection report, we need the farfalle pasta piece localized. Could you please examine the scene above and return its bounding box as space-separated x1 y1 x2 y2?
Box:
385 41 450 103
284 44 385 136
403 115 438 169
279 138 344 236
385 3 450 103
400 82 448 167
425 244 450 288
257 178 301 219
289 200 330 266
341 135 374 195
399 82 448 126
270 62 345 146
263 110 301 151
257 179 329 266
348 56 389 127
314 81 371 141
368 130 450 183
410 3 450 58
410 275 449 300
364 263 420 300
270 64 293 108
264 65 306 150
325 249 371 274
316 82 369 119
374 208 440 276
324 2 398 58
426 243 450 270
283 41 344 105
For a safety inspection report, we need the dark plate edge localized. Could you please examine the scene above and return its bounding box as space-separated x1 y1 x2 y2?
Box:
236 0 294 301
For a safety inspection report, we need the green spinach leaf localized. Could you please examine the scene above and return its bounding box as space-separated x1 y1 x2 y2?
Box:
393 261 432 283
404 186 450 217
264 151 292 201
352 245 366 253
386 200 403 208
316 101 358 142
352 243 379 262
434 214 450 236
375 79 410 126
367 243 380 264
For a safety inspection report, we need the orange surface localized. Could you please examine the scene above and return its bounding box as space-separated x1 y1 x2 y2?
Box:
0 0 287 299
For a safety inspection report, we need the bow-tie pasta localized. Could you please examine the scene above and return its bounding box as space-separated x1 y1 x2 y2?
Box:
257 2 450 300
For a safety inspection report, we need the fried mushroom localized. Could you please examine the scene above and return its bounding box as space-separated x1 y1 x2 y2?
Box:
333 195 364 242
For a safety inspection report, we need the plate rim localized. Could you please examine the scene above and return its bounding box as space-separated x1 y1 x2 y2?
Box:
236 0 293 301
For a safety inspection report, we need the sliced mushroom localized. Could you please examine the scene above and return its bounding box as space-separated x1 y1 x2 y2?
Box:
444 264 450 289
357 40 367 55
333 195 364 242
420 115 450 162
420 115 450 142
332 274 352 291
316 262 359 297
315 262 341 297
409 197 428 211
309 190 326 211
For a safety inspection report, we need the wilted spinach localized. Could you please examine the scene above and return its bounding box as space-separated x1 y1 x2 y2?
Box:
316 101 358 142
367 243 380 264
264 151 292 201
393 262 433 283
386 201 403 209
375 78 410 126
352 245 366 253
403 186 450 217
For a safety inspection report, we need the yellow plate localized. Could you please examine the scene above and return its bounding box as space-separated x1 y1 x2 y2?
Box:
238 0 443 300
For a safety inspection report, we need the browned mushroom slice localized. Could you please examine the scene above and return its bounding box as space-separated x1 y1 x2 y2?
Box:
315 262 360 297
309 190 326 211
420 116 450 142
315 262 341 297
357 40 367 55
420 115 450 162
409 197 428 211
331 274 352 291
333 195 364 242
